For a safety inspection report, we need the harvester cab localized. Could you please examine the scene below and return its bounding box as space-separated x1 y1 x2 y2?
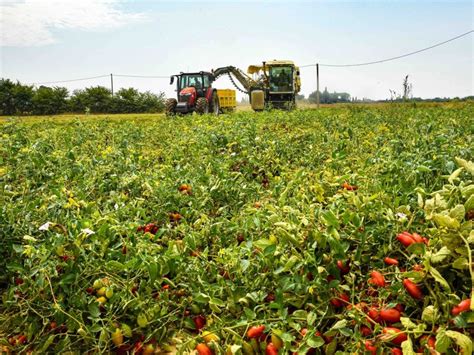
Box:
166 72 236 116
248 60 301 110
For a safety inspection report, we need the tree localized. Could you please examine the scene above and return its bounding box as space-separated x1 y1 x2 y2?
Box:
0 79 34 115
32 86 68 115
139 91 165 113
70 86 112 113
114 87 141 113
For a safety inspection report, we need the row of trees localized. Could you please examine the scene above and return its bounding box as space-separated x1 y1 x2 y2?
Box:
0 79 166 115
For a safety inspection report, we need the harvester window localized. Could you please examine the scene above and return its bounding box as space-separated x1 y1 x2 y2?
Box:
269 66 293 93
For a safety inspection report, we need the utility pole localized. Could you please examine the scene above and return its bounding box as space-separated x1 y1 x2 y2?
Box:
316 63 320 109
110 73 114 95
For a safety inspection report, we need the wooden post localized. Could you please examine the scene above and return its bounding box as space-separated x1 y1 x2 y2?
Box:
316 63 320 108
110 73 114 95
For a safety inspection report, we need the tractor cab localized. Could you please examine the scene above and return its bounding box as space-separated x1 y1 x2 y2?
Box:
166 71 231 115
170 72 214 112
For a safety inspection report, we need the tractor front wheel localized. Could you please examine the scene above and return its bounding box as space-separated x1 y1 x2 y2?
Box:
165 98 177 116
195 98 209 115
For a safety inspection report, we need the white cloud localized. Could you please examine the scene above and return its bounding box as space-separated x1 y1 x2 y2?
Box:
0 0 145 47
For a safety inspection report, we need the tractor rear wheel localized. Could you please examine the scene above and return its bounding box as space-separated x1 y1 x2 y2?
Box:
165 98 177 116
195 98 209 115
210 92 220 115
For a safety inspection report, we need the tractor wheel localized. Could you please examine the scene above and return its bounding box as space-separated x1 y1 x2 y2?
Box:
210 92 220 115
195 97 209 115
165 98 177 116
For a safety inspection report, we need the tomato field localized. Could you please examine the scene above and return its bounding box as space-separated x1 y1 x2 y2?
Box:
0 103 473 354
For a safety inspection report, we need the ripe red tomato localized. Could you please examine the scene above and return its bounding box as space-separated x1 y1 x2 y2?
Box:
369 271 386 287
451 299 471 316
403 279 423 299
364 340 377 354
193 315 206 331
196 343 213 355
368 307 381 323
265 343 278 355
384 257 399 266
247 325 265 338
420 335 436 349
391 348 403 355
380 308 401 323
396 232 415 247
383 327 407 345
336 260 350 275
360 325 372 336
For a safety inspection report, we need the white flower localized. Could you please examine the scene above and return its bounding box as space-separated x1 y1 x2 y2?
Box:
39 222 52 231
396 212 407 220
81 228 95 236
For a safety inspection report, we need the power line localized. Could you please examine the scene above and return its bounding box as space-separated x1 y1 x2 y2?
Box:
31 74 110 85
115 74 169 79
301 30 473 68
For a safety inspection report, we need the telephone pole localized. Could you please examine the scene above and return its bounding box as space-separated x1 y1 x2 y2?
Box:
316 64 320 108
110 73 114 95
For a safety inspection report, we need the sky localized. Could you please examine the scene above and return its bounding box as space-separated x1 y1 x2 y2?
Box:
0 0 473 100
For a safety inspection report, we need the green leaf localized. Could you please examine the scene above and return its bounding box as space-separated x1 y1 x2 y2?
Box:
38 334 55 352
147 263 158 284
435 329 451 353
455 157 474 175
400 317 417 329
331 320 348 330
321 210 339 227
429 267 451 291
449 205 465 222
432 213 460 229
106 260 125 271
401 337 416 355
406 242 426 255
448 167 464 183
307 311 317 326
422 305 438 323
445 330 472 354
307 335 324 348
452 257 469 270
430 246 451 263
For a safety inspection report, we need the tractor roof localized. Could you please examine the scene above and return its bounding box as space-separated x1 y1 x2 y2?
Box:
247 60 296 74
177 71 213 76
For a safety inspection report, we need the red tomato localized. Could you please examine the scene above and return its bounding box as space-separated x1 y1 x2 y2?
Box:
452 299 471 315
364 340 377 355
420 335 436 349
17 335 27 345
368 307 381 323
396 232 415 247
369 271 386 287
383 327 407 345
193 315 206 331
336 260 350 275
361 325 373 336
394 304 405 313
247 325 265 338
380 308 401 323
196 343 213 355
391 348 403 355
403 279 423 299
384 257 399 266
300 328 308 336
410 232 424 244
265 343 278 355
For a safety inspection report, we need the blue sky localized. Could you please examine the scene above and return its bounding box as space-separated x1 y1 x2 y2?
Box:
1 0 472 100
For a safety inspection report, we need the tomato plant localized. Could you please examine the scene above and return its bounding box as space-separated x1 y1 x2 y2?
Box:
0 104 473 353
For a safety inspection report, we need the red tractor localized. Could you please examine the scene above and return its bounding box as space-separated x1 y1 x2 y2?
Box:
165 71 220 115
